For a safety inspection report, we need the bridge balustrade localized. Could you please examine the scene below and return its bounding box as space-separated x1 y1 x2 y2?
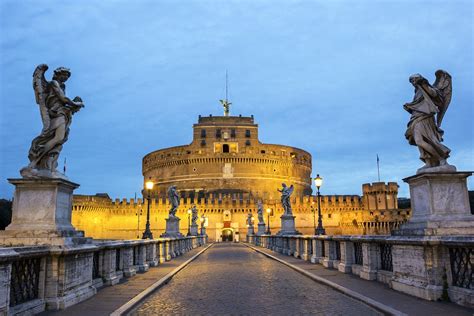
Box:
0 236 207 315
247 234 474 308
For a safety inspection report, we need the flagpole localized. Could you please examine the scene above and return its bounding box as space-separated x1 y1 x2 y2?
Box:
377 154 380 182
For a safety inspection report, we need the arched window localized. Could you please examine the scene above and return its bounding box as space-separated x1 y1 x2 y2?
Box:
223 144 230 153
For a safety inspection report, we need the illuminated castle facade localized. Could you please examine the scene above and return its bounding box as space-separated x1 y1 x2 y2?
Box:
72 114 409 241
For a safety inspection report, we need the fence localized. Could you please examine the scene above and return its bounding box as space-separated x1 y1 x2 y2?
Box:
248 234 474 308
0 235 207 315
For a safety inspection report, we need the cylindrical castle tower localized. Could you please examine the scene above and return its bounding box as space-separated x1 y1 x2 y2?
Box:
142 115 312 199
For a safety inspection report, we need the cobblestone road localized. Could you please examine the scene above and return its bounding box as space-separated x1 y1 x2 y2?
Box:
131 243 381 315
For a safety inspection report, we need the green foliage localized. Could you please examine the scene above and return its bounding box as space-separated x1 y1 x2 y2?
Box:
0 199 12 230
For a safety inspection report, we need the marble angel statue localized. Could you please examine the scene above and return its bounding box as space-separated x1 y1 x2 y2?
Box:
403 70 455 173
278 183 294 215
21 64 84 178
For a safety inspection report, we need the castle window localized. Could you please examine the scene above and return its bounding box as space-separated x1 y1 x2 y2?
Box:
328 214 332 218
245 130 251 138
231 129 236 138
223 144 230 153
201 129 206 138
201 140 206 146
245 140 251 146
261 150 266 154
216 129 222 138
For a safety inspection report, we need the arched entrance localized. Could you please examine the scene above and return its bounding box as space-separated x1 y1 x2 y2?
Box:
222 228 233 242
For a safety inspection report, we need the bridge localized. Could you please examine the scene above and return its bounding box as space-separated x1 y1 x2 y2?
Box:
0 236 471 315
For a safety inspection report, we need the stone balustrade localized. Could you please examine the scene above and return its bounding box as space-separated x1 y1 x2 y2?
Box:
0 236 207 315
249 234 473 308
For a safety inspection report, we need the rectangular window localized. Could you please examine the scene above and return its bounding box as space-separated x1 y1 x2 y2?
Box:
245 130 251 138
200 129 206 138
216 129 221 138
231 129 236 138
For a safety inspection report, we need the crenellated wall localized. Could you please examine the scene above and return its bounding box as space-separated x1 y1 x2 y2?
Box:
72 182 410 241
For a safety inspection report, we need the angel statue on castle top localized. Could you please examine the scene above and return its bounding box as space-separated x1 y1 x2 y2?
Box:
403 70 455 174
21 64 84 179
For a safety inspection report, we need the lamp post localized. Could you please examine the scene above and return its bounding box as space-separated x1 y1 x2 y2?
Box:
187 209 192 236
314 174 326 235
200 215 204 235
266 208 271 234
135 206 142 239
142 179 154 239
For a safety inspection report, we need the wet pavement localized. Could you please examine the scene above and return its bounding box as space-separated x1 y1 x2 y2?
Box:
131 243 381 315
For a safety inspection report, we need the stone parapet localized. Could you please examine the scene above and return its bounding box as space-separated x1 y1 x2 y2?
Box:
249 234 474 309
0 236 207 315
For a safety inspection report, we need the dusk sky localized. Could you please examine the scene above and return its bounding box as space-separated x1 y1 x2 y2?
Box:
0 0 472 199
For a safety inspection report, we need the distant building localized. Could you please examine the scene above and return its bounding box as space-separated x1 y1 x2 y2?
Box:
72 113 409 241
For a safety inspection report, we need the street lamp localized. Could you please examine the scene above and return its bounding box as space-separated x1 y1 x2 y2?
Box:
187 209 192 236
266 208 272 234
314 174 326 235
142 179 154 239
135 205 142 239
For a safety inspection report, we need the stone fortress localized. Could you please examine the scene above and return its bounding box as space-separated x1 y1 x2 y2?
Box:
72 111 410 241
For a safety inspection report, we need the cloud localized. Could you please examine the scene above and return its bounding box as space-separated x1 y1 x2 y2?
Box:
1 0 473 199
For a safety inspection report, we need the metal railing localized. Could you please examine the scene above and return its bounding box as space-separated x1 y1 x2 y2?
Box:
449 246 473 289
380 244 393 272
9 257 41 307
353 242 363 265
335 241 341 261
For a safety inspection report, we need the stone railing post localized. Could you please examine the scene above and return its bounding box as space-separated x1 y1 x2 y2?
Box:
136 243 149 272
293 237 300 258
360 241 380 280
122 245 137 277
45 247 97 310
101 245 123 285
338 240 354 273
323 239 337 268
146 242 158 267
0 249 18 314
301 237 310 261
311 238 324 264
164 239 172 260
391 240 446 301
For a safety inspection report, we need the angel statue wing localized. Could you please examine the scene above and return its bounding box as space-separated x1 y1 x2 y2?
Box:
32 64 50 132
288 184 294 196
433 69 452 128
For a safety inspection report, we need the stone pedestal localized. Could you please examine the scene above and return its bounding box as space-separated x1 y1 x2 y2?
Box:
277 215 301 235
160 216 183 238
200 227 207 237
394 172 474 236
247 225 255 236
190 224 199 236
257 223 266 236
0 178 90 246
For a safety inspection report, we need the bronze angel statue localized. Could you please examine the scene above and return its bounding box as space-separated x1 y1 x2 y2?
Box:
404 70 455 173
20 64 84 178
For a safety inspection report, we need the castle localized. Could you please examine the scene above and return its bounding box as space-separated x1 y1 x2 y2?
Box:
72 112 410 241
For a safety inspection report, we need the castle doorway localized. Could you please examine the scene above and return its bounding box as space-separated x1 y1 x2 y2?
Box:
222 228 233 242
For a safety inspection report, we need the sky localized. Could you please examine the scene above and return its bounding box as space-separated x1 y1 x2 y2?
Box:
0 0 473 199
